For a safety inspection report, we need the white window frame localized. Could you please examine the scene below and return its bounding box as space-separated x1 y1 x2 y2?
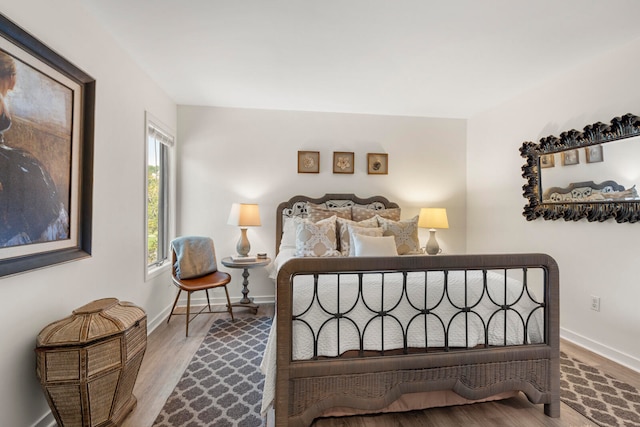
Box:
145 112 176 281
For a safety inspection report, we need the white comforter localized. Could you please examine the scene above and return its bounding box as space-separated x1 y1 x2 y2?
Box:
260 249 545 416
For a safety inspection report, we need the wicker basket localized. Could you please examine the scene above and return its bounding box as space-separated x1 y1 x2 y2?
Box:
35 298 147 427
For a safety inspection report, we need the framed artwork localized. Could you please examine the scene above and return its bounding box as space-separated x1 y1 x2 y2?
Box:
561 149 579 166
0 14 95 278
367 153 388 175
585 145 604 163
540 153 555 168
298 151 320 173
333 151 354 174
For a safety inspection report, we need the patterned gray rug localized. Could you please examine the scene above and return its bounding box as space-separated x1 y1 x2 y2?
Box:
153 317 271 427
154 317 640 426
561 351 640 427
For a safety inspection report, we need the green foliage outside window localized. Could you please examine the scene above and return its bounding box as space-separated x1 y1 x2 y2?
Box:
146 117 172 271
147 165 160 265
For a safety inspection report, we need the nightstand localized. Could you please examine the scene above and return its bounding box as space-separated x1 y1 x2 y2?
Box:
221 256 271 314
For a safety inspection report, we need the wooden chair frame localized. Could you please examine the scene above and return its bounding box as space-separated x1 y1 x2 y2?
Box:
167 241 234 336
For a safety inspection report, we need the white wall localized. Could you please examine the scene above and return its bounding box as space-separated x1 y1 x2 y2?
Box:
0 2 177 426
177 106 467 301
11 4 638 427
467 38 640 371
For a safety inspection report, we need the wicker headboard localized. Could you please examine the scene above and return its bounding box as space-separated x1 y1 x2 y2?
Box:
275 194 400 254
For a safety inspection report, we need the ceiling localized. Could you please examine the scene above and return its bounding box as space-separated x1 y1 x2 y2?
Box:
82 0 640 119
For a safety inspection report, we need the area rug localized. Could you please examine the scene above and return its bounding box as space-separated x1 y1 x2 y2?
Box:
154 318 640 427
153 317 272 427
561 351 640 427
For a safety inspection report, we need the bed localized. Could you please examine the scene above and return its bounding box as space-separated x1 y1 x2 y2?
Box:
260 194 560 426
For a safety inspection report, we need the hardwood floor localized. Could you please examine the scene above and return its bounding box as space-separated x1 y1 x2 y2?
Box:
124 303 639 427
122 303 275 427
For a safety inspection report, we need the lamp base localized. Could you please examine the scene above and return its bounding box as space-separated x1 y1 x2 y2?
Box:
425 229 441 255
236 228 251 257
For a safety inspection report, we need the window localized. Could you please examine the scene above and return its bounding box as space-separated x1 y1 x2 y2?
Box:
145 113 174 277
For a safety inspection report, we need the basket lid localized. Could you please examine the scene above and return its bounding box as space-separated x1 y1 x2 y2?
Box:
36 298 146 347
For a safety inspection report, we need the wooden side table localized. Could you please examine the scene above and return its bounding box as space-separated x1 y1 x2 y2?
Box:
221 256 271 314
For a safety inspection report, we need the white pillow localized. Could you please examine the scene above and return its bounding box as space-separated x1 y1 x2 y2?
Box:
347 225 383 256
279 217 299 251
295 216 340 257
336 217 378 256
352 234 398 257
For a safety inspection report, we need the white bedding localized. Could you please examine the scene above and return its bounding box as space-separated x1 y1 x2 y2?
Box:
260 249 545 416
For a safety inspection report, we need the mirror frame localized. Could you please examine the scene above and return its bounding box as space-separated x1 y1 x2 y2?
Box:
520 113 640 223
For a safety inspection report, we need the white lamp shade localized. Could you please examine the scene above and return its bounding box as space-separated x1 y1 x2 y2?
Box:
418 208 449 229
227 203 261 227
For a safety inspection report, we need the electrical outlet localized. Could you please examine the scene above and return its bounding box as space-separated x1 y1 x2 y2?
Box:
590 296 600 312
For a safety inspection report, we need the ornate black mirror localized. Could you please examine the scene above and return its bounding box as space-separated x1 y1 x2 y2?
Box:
520 113 640 222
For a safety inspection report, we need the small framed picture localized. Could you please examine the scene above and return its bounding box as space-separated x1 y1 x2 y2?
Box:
585 145 604 163
333 152 354 174
561 149 579 166
367 153 388 175
298 151 320 173
540 154 555 168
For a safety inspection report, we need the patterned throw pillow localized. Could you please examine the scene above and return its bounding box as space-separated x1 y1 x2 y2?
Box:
307 203 352 222
376 215 421 255
295 216 340 257
351 206 401 222
336 217 379 256
347 224 383 256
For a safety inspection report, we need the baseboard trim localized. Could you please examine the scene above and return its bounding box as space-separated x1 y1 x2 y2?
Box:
561 327 640 373
31 295 256 427
146 302 173 334
31 302 175 427
178 294 276 307
33 319 634 427
31 411 55 427
147 295 274 332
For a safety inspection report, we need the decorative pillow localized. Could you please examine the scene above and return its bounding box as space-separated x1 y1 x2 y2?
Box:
336 217 378 256
307 203 352 222
279 217 300 252
347 224 383 256
376 215 421 255
351 206 401 222
295 216 340 257
352 234 398 257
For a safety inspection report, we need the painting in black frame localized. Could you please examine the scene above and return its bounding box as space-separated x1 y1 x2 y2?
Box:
0 13 94 278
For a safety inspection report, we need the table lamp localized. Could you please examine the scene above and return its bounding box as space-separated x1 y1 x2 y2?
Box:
227 203 261 257
418 208 449 255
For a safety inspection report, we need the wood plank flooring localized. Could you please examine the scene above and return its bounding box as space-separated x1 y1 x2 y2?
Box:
124 303 639 427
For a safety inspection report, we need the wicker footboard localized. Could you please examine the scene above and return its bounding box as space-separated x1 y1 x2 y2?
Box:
275 254 560 427
288 356 555 426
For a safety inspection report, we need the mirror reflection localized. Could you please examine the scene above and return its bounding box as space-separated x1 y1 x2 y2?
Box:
521 113 640 222
540 136 640 203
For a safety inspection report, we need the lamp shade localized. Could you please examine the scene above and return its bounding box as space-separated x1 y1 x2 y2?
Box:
418 208 449 229
227 203 261 227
